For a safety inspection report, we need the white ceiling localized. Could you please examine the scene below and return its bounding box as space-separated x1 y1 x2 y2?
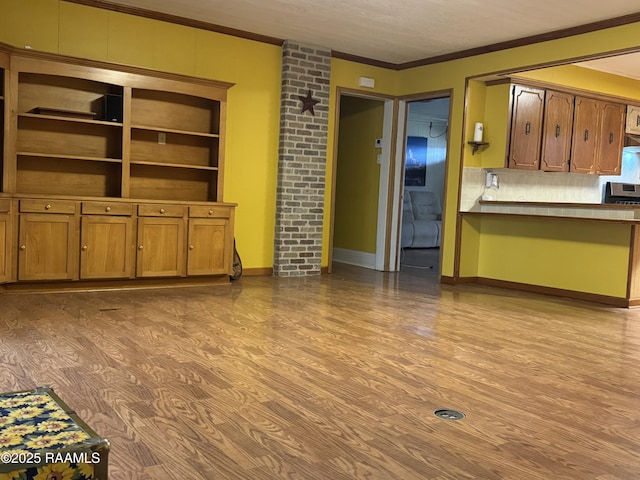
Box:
104 0 640 65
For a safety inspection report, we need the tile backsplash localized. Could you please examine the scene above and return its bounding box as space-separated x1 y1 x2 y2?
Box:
460 149 640 211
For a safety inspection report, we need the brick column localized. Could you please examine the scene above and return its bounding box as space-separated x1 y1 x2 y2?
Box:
274 41 331 276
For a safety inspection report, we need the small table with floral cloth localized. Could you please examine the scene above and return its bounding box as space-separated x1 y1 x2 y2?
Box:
0 386 109 480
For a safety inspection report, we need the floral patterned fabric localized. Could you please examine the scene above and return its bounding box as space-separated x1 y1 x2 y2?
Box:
0 388 107 480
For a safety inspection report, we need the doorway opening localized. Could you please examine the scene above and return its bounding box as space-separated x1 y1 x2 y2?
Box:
398 97 450 274
331 94 387 270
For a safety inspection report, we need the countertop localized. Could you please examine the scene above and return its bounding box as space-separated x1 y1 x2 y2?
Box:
463 200 640 223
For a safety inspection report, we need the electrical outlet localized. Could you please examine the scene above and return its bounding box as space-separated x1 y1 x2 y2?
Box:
485 171 499 189
485 171 493 188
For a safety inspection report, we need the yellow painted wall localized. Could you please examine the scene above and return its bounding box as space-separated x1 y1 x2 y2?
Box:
482 82 511 169
463 80 486 168
477 216 631 298
0 0 282 269
333 96 383 254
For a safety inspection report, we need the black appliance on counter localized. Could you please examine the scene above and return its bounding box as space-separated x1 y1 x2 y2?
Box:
603 182 640 204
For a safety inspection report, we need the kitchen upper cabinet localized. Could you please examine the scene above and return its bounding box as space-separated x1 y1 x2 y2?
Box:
597 102 625 175
571 97 625 175
503 82 625 175
570 97 600 173
507 85 545 170
540 91 574 172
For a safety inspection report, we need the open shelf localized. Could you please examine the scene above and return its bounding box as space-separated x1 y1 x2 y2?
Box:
131 89 220 136
131 124 219 138
130 129 218 168
17 115 122 161
129 164 217 202
17 155 121 197
18 73 123 122
19 112 123 127
131 160 218 171
468 141 489 155
7 54 228 203
17 152 122 163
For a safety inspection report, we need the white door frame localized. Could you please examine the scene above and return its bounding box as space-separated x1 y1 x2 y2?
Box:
375 99 405 271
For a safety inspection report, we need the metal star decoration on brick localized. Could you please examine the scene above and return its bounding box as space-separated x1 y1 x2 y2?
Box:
298 89 320 116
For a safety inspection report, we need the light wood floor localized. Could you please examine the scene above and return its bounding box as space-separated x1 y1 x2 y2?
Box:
1 264 639 479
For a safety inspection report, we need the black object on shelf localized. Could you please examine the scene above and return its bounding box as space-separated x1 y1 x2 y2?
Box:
103 94 123 122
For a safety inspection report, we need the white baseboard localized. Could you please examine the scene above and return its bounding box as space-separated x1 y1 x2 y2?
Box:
332 248 376 269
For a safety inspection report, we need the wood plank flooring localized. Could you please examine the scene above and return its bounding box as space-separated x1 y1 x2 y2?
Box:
1 264 639 479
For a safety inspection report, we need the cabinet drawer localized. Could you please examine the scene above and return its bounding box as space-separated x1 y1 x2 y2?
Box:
138 204 186 217
0 199 10 213
189 206 232 218
82 201 134 216
20 199 76 214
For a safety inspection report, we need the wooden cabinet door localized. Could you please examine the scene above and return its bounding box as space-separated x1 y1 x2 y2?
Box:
0 214 9 283
508 85 545 169
570 97 600 173
187 218 232 276
541 91 574 172
136 217 185 277
596 102 625 175
80 216 134 279
18 214 78 280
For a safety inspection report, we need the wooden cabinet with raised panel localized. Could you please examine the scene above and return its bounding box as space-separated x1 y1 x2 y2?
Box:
0 199 12 283
571 97 625 174
80 201 134 279
18 200 78 281
187 206 234 276
596 102 626 175
507 85 545 170
136 205 186 278
540 90 574 172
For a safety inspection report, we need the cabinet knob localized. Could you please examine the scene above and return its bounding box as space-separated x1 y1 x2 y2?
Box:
82 245 88 251
20 245 26 251
208 210 213 215
159 208 166 214
138 245 144 250
105 206 111 212
189 245 194 250
44 204 51 210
